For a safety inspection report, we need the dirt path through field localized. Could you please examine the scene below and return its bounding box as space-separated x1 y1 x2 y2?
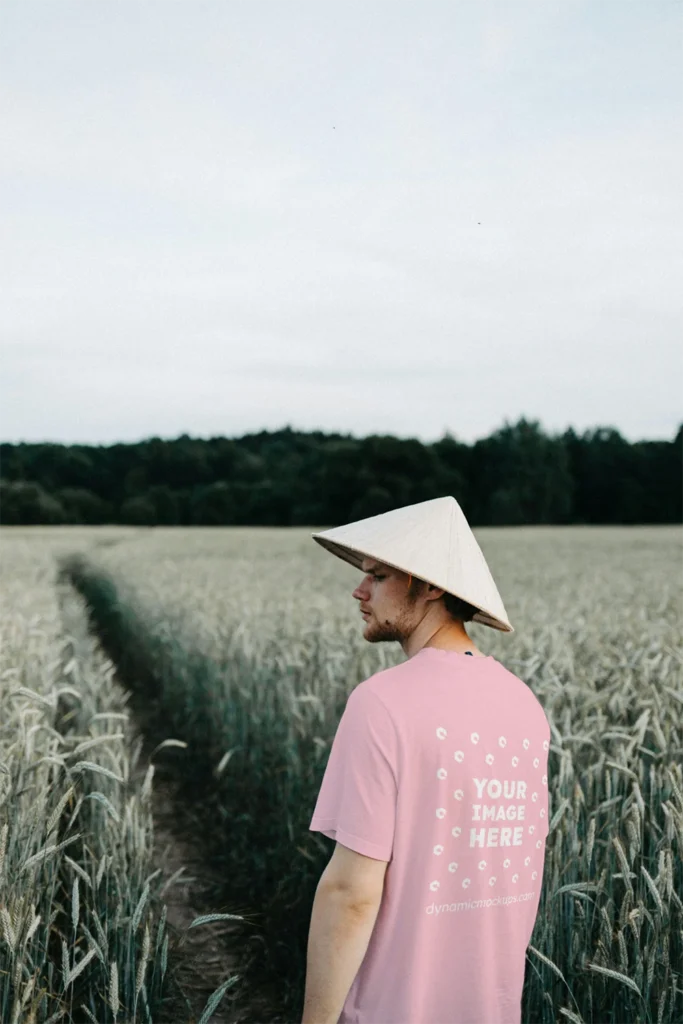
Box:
150 763 273 1024
109 702 282 1024
111 694 283 1023
151 770 240 1023
57 561 283 1024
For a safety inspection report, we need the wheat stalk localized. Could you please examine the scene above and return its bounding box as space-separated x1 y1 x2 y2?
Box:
109 959 120 1018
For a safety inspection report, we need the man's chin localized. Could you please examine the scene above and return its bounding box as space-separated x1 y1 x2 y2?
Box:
363 626 401 643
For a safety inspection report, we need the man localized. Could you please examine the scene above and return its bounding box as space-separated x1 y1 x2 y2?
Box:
303 496 550 1024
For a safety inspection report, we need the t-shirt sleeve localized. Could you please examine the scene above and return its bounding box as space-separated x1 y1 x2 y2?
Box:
308 684 398 862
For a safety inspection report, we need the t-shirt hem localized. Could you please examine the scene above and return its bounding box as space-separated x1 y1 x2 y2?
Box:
309 819 392 861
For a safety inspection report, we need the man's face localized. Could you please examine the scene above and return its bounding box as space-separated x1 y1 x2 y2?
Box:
351 558 422 643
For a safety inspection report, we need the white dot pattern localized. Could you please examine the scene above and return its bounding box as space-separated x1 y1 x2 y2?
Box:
429 727 549 896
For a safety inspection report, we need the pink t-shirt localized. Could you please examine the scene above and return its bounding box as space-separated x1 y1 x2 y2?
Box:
308 647 551 1024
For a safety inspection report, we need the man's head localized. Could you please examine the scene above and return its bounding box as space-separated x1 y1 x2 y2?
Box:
351 556 480 648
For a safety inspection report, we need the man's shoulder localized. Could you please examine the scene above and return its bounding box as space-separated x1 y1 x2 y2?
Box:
340 661 395 702
355 656 545 714
350 657 417 706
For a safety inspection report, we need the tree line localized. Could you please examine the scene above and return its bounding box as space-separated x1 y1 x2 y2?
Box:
1 417 681 527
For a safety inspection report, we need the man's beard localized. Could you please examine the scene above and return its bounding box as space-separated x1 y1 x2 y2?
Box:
364 607 415 643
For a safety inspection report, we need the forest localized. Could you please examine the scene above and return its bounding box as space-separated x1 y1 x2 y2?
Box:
1 417 681 526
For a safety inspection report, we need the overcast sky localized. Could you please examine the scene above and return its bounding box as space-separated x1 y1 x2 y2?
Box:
1 0 681 447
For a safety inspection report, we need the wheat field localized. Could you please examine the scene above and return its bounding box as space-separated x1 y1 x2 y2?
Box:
1 524 681 1023
0 529 242 1024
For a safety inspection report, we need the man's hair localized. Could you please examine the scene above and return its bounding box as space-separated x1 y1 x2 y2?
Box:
442 590 479 623
407 575 478 623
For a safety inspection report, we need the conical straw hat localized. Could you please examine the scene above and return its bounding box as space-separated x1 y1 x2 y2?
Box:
311 495 513 633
